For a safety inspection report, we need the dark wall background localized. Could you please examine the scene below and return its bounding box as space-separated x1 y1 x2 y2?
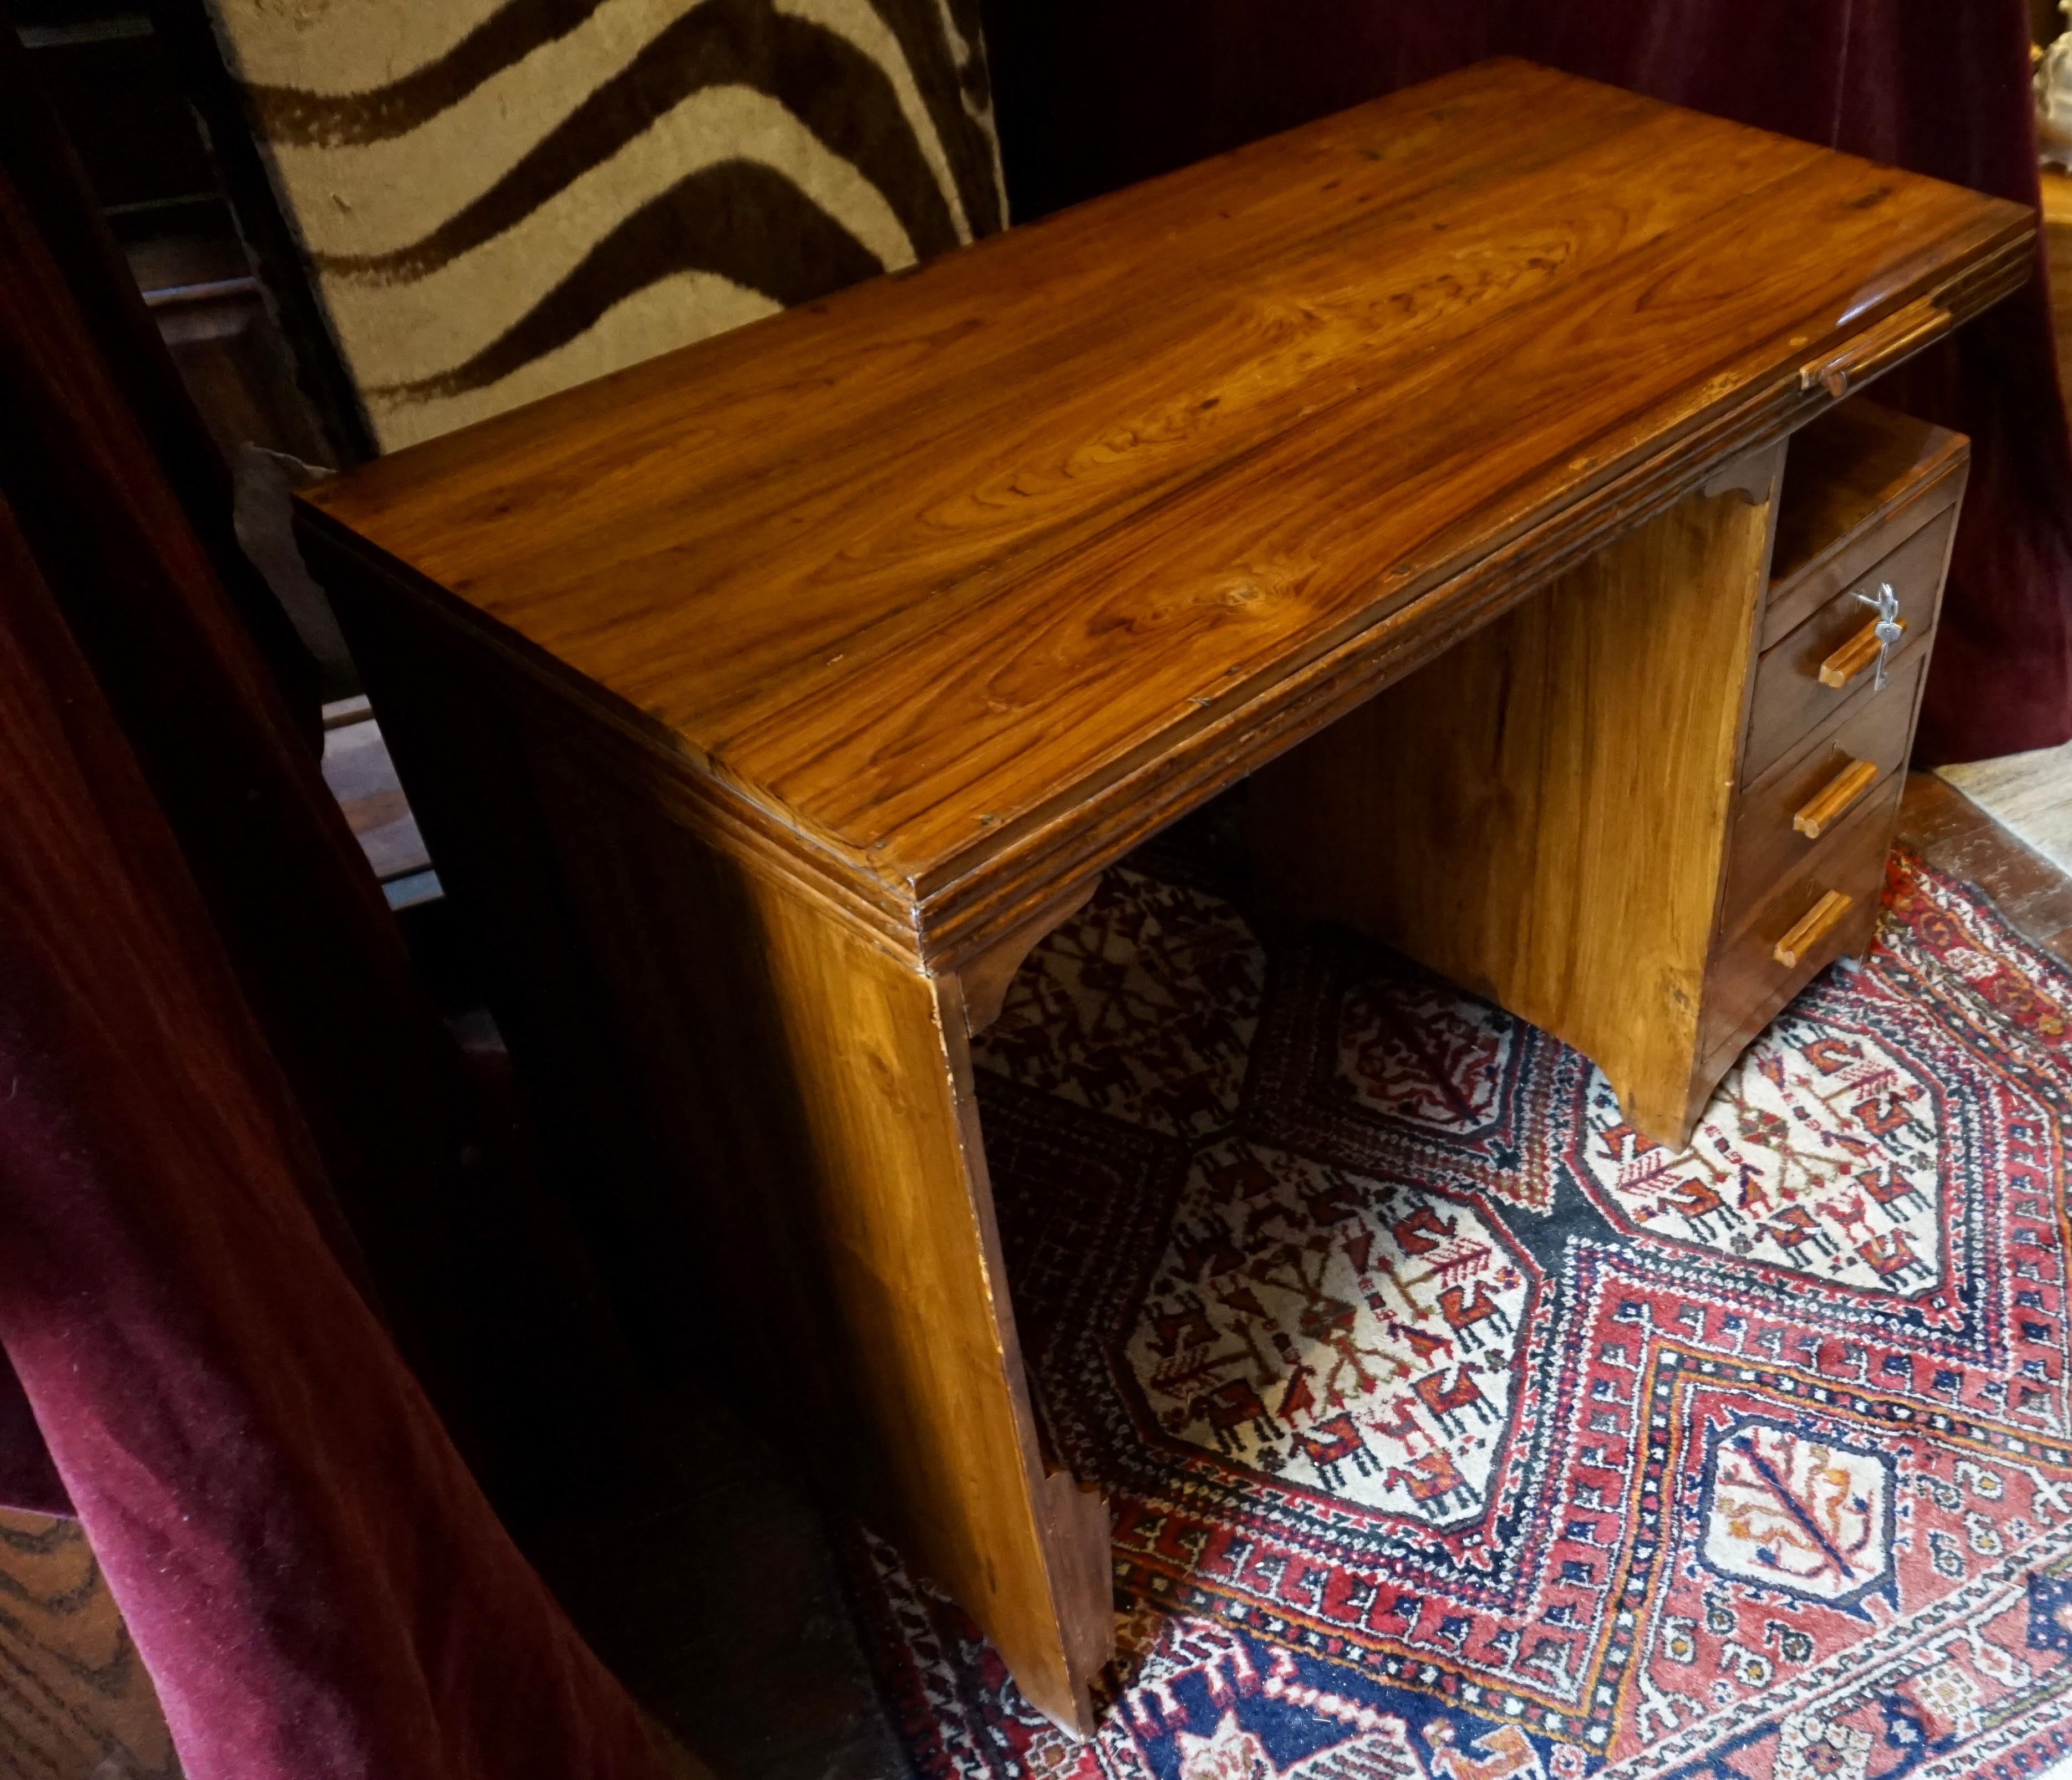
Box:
978 1 2035 222
980 2 1499 220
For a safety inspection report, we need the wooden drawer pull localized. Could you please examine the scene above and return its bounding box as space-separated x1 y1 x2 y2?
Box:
1797 298 1953 400
1793 758 1880 839
1773 890 1854 968
1819 615 1906 689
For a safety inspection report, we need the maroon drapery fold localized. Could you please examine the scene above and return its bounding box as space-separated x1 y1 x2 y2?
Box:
0 13 463 1403
0 2 643 1528
981 0 2072 764
0 21 670 1778
0 491 669 1779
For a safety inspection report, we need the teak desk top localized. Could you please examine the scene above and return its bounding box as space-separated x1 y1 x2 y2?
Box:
302 58 2030 965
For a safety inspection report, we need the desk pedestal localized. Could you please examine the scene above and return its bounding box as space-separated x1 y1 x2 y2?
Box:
1255 473 1783 1143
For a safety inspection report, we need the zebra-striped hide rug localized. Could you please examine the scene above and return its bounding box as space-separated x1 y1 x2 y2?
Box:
203 0 1006 448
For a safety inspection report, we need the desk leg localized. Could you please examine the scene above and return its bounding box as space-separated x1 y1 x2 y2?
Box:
343 611 1112 1733
742 887 1115 1736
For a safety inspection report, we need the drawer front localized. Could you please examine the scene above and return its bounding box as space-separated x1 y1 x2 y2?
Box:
1700 771 1904 1074
1742 503 1954 785
1721 646 1928 922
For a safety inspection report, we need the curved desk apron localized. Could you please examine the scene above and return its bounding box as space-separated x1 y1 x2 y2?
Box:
296 59 2034 1735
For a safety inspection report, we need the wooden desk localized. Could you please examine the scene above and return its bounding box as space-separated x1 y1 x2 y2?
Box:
296 60 2032 1733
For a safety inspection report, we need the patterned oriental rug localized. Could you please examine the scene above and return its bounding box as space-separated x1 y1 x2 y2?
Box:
843 831 2072 1780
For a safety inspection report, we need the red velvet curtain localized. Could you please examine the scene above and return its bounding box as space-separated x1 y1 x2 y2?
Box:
0 23 670 1779
980 0 2072 764
0 497 669 1779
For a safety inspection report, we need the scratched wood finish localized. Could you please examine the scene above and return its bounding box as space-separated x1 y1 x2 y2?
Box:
299 58 2030 953
297 65 2029 1730
1251 473 1781 1141
1898 770 2072 971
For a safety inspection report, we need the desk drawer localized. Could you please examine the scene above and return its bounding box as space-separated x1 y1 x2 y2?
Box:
1722 646 1927 921
1763 399 1968 649
1742 501 1954 784
1701 770 1902 1073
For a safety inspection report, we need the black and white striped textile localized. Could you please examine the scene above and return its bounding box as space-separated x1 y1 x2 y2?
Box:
206 0 1006 447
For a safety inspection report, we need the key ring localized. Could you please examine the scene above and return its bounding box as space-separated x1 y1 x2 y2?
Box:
1854 582 1902 693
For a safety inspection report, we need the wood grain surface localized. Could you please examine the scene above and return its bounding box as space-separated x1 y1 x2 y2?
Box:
2042 169 2072 445
300 57 2032 941
1696 772 1902 1072
1250 472 1781 1141
1253 390 1967 1149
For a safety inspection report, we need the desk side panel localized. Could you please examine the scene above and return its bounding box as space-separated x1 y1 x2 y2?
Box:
1251 475 1779 1142
322 548 1111 1734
